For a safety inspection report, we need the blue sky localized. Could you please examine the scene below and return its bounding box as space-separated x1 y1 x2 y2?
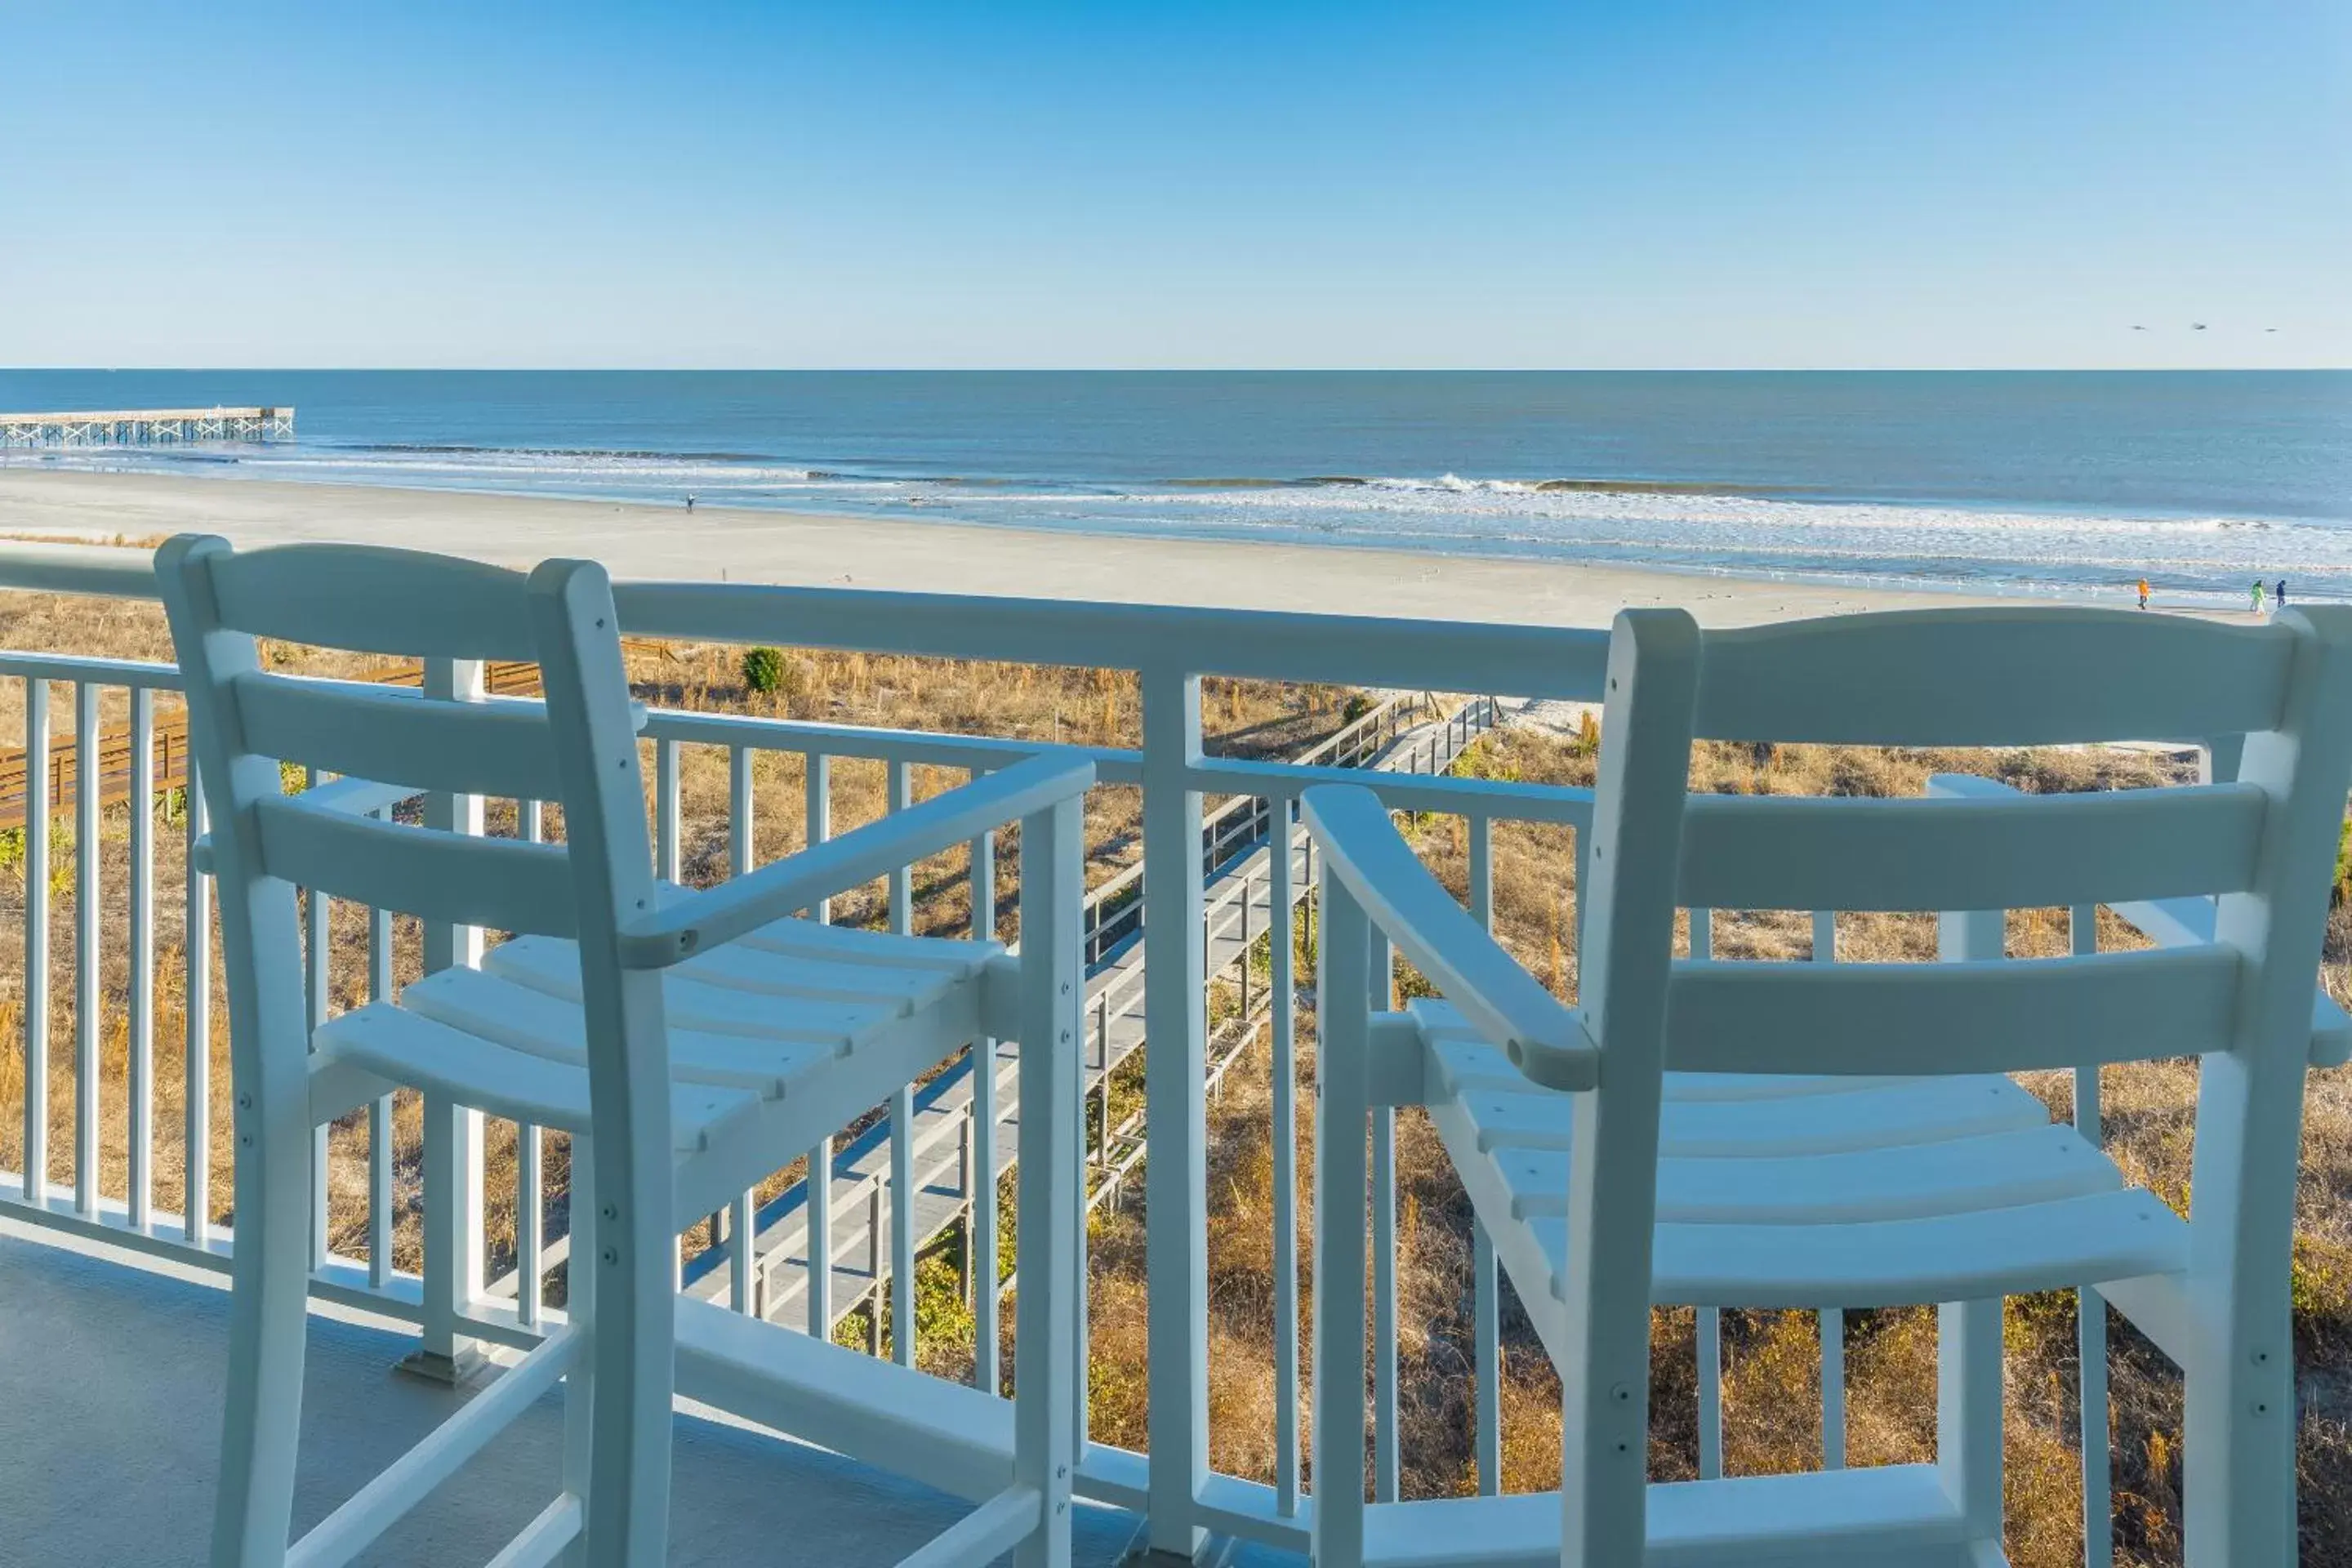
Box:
1 2 2344 369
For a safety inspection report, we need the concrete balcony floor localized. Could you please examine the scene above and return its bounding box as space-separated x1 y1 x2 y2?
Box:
0 1223 1297 1566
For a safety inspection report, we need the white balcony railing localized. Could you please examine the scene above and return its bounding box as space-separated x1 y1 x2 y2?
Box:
0 539 2271 1564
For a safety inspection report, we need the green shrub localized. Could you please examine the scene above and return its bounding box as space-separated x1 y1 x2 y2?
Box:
741 645 786 696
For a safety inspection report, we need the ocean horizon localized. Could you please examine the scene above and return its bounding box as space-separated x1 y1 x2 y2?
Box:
4 368 2347 606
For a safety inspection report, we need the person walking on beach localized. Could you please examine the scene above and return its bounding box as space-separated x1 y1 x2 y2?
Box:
2277 577 2288 609
2136 577 2150 610
2252 578 2267 617
686 493 697 512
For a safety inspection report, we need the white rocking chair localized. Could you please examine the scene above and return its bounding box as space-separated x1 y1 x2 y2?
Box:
159 536 1090 1568
1307 604 2352 1566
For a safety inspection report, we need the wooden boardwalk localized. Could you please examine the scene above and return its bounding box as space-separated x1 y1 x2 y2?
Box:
682 699 1498 1339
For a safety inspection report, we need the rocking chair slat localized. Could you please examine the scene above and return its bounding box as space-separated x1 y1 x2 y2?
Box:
314 1003 758 1152
1639 1187 2191 1307
1677 782 2265 915
207 542 543 662
1694 608 2294 747
1664 943 2240 1076
1487 1124 2121 1223
233 669 566 803
252 795 577 938
400 965 853 1090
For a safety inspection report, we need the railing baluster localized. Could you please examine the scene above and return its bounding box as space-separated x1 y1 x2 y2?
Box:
416 656 487 1381
655 735 680 884
127 688 155 1232
1141 669 1208 1556
2073 902 2114 1568
517 1121 544 1327
74 680 100 1221
24 678 49 1211
866 1183 884 1355
729 1189 757 1316
1370 916 1400 1504
509 794 544 1316
970 807 1001 1395
808 1133 833 1339
307 766 332 1269
804 744 840 1339
1689 906 1724 1480
183 773 208 1245
1572 817 1592 960
1271 794 1303 1515
886 758 915 1365
728 746 759 1316
1468 811 1500 1494
1312 863 1374 1565
805 752 831 923
728 745 755 875
367 843 394 1290
1934 890 2008 1550
1238 877 1252 1017
1811 907 1846 1470
1697 1307 1725 1480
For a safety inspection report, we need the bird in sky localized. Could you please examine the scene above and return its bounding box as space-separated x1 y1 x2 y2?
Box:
2130 324 2148 331
2191 322 2209 331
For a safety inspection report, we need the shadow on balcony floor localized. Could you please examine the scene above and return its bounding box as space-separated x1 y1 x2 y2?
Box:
0 1224 1299 1566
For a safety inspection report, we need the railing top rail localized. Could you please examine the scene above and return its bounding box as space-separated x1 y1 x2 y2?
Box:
614 580 1608 697
0 650 184 689
641 706 1142 782
0 542 1611 701
0 541 163 599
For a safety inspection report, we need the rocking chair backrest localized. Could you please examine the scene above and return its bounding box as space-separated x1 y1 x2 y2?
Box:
1630 606 2352 1082
1558 604 2352 1561
154 533 668 1199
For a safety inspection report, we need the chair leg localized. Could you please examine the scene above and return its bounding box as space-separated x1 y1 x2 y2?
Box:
580 1127 676 1568
1013 796 1084 1568
210 1107 314 1568
1936 1298 2005 1552
559 1136 596 1568
2182 1306 2297 1566
1311 876 1374 1568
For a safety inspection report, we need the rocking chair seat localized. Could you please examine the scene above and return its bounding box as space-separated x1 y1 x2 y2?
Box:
1413 1002 2187 1351
312 911 1007 1231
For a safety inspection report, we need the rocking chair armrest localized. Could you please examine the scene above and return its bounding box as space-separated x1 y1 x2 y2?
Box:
618 751 1097 969
1301 783 1599 1091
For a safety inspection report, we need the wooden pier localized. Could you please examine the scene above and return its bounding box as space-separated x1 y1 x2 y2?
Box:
0 407 294 448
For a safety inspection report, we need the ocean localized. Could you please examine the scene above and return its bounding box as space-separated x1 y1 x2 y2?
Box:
2 370 2346 605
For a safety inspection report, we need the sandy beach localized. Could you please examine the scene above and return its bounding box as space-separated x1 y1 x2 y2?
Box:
0 468 2041 628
